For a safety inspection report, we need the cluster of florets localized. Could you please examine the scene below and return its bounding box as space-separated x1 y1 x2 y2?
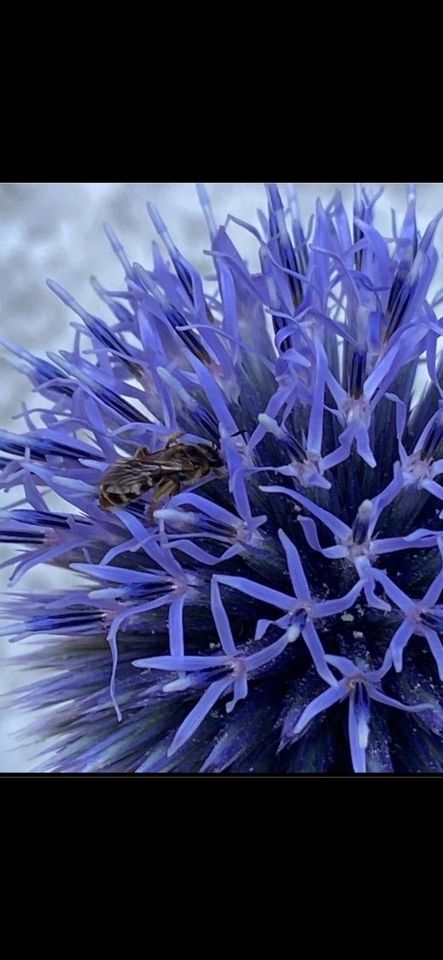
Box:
1 183 443 773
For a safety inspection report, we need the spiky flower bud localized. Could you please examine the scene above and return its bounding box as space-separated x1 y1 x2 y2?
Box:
2 183 443 773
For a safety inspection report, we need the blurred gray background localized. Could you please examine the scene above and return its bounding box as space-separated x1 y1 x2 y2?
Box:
1 183 443 771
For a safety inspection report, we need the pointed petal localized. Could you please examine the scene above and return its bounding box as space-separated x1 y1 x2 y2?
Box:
292 682 347 736
373 570 415 614
278 529 311 600
325 654 359 676
302 622 338 685
297 516 324 553
215 575 294 612
389 621 414 671
422 627 443 681
423 562 443 606
369 687 432 713
314 582 363 617
260 485 350 540
225 674 248 713
168 678 232 756
169 596 185 658
211 579 236 656
246 632 294 670
348 698 368 773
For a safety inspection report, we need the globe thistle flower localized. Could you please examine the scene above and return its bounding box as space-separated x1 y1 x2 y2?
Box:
2 182 443 773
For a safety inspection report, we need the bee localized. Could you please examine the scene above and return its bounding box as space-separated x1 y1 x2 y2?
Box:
99 435 224 510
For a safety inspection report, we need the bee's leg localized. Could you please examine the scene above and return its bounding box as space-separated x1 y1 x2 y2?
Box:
166 431 184 448
146 478 181 522
152 477 181 504
134 446 151 460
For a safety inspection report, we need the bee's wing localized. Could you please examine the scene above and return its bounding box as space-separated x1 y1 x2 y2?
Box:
101 459 160 485
99 459 161 507
101 454 190 487
142 451 196 473
150 458 194 472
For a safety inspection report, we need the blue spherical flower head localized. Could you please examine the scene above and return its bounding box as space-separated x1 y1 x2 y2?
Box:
2 182 443 773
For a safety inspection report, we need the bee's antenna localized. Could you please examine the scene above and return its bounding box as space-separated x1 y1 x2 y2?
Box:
230 429 249 442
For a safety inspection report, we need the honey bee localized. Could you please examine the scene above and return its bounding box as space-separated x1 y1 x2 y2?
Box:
99 435 224 510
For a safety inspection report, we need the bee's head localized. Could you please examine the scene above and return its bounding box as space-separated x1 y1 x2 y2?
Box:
204 445 225 470
186 442 226 474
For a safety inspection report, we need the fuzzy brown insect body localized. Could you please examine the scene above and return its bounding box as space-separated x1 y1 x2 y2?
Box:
99 439 224 510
